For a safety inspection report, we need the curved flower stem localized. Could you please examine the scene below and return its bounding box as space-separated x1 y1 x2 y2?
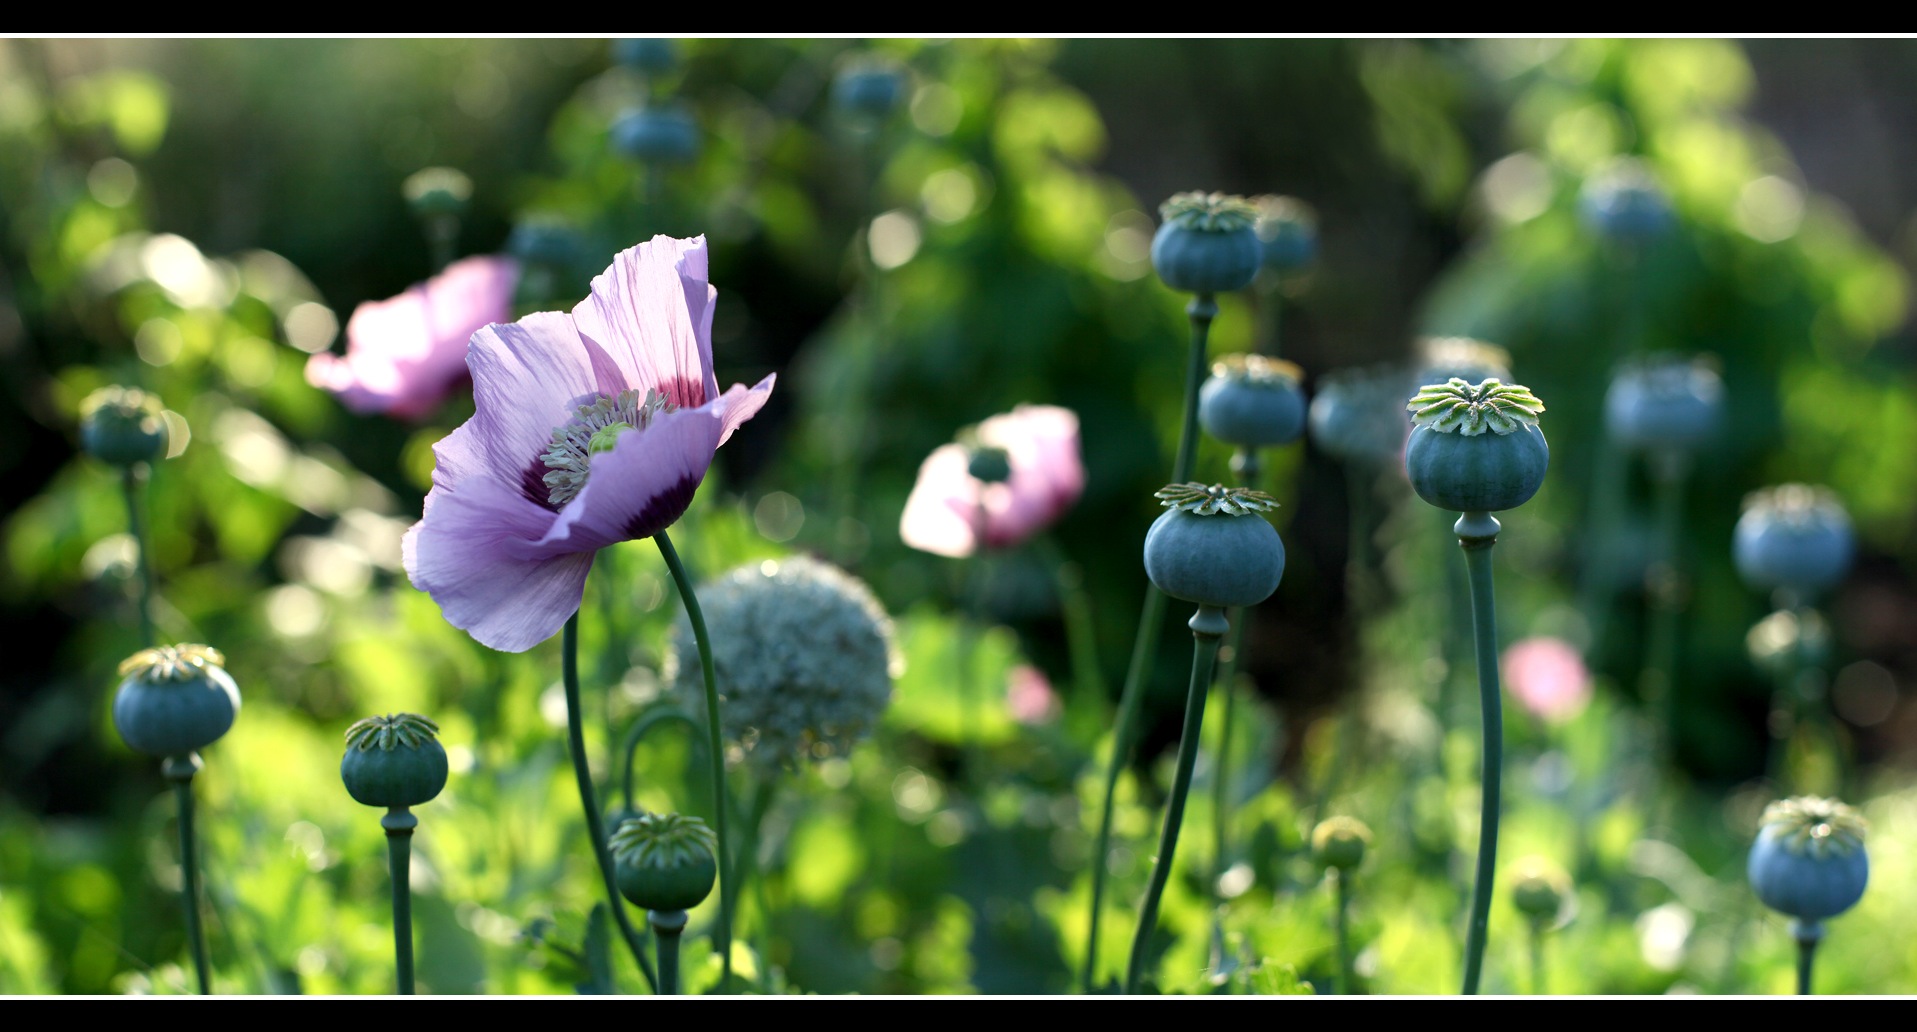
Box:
1793 921 1821 995
1455 510 1504 996
619 705 701 816
654 530 735 991
561 613 659 993
651 910 687 996
382 807 418 994
1333 869 1353 995
163 753 210 994
123 466 155 647
1082 292 1215 992
1124 605 1227 995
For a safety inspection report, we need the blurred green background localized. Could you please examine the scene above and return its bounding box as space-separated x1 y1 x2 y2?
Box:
4 38 1917 995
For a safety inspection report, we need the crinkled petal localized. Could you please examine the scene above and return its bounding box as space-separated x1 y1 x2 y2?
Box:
307 255 517 421
402 476 592 653
715 373 777 448
572 235 716 411
539 403 725 553
432 311 599 506
899 444 983 558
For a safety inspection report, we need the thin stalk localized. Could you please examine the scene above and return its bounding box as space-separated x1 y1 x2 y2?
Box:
123 466 155 647
1334 869 1353 995
382 808 418 994
1645 455 1688 771
1039 540 1105 707
1081 293 1216 992
619 706 701 816
1209 648 1240 896
561 613 659 992
1124 605 1227 995
163 754 210 994
654 530 735 990
426 215 457 274
1793 921 1822 995
651 910 687 995
1456 511 1504 997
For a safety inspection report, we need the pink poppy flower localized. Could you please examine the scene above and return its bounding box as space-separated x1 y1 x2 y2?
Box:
1501 636 1593 724
899 405 1085 558
402 236 774 652
306 255 520 420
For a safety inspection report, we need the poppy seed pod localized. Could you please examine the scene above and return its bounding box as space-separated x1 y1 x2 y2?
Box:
112 645 240 758
1508 857 1572 923
966 444 1013 484
1579 158 1675 244
1151 192 1262 295
611 106 700 165
612 812 718 913
1253 195 1317 274
1309 365 1413 466
1198 354 1307 448
81 386 168 467
1604 355 1722 454
833 57 906 118
1734 485 1855 597
1142 484 1285 609
613 37 678 74
1311 816 1371 871
340 713 449 810
1747 797 1868 923
1404 378 1549 513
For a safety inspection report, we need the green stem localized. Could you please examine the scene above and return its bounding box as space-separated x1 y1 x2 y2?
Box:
1455 511 1504 997
426 215 458 274
619 706 701 816
123 466 155 648
561 613 659 992
655 530 735 991
1646 455 1688 771
1209 639 1240 898
1124 605 1227 995
382 808 417 995
1334 869 1353 995
1041 541 1105 707
651 910 687 995
1081 292 1215 992
1793 921 1822 995
1528 920 1544 996
164 754 210 994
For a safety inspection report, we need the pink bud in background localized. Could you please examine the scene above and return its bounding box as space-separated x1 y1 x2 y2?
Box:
1006 664 1061 726
899 405 1085 558
306 255 519 421
1502 636 1592 724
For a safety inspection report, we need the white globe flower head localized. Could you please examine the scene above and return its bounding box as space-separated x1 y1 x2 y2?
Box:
669 556 901 771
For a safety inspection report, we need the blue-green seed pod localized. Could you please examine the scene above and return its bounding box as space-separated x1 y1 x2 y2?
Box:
611 106 700 165
833 57 906 118
1199 355 1307 448
1143 484 1285 609
612 813 718 913
340 713 448 809
1253 195 1317 274
1734 485 1855 597
1311 816 1370 872
612 38 678 74
402 167 472 220
112 645 240 758
1604 355 1722 454
1404 378 1549 513
1579 158 1675 244
81 386 168 467
1309 365 1413 466
1747 797 1868 923
1151 192 1262 295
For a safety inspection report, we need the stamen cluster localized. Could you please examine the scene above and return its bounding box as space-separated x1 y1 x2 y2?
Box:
540 388 676 506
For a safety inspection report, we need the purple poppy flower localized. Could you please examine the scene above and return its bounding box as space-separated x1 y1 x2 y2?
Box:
402 235 774 652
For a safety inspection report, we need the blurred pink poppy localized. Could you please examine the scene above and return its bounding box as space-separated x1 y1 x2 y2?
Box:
899 405 1084 558
306 254 520 420
1006 664 1061 725
1502 636 1592 724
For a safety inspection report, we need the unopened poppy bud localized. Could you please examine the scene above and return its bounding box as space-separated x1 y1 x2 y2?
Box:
81 386 168 467
1311 816 1371 871
612 812 718 913
1152 192 1262 295
341 713 449 810
1143 484 1285 609
113 644 240 758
